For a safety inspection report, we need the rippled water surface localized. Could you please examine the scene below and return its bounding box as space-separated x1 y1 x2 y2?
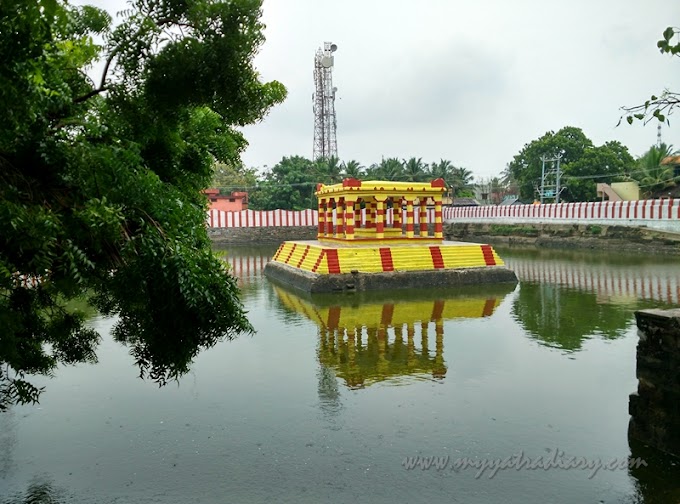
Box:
2 245 680 503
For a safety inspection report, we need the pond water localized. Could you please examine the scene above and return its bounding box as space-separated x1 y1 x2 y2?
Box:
2 245 680 503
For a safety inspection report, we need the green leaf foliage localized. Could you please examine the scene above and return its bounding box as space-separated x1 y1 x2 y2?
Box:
622 27 678 124
507 127 636 202
0 0 286 409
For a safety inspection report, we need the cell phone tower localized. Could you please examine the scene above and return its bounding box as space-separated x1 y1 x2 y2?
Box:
313 42 338 161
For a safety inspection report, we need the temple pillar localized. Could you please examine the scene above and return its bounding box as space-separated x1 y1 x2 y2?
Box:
326 198 334 237
405 199 415 238
336 197 344 237
366 199 375 229
419 198 428 237
344 198 356 240
355 200 362 230
392 199 402 230
375 197 386 239
434 196 443 239
318 198 326 238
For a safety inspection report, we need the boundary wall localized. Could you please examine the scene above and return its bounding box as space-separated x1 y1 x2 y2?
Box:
441 200 680 233
207 200 680 234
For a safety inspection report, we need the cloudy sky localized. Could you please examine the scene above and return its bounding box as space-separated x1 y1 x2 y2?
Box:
81 0 678 180
239 0 678 179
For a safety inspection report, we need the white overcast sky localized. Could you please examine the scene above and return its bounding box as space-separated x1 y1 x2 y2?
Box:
84 0 678 179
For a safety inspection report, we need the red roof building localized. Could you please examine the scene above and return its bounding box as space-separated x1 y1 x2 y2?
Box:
204 188 248 212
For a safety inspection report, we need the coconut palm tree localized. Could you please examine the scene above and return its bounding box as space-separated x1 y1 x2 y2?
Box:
402 157 427 182
341 159 364 179
314 156 343 184
427 159 454 181
370 157 404 181
634 143 678 195
449 166 475 197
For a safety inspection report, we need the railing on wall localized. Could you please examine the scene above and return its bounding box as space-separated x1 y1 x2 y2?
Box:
442 199 680 221
207 199 680 232
207 208 436 228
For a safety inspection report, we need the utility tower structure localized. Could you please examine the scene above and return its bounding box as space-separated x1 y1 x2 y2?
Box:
538 154 564 203
313 42 338 161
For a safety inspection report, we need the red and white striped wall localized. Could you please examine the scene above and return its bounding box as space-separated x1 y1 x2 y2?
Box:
207 208 437 228
442 199 680 233
208 209 318 228
207 200 680 233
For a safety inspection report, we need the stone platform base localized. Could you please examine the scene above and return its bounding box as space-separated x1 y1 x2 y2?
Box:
264 261 517 293
264 238 517 293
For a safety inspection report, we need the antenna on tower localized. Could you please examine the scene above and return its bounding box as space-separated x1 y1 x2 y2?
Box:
313 42 339 161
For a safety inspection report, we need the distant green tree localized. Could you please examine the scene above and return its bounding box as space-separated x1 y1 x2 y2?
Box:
314 156 342 184
367 158 404 181
427 159 455 181
251 156 317 210
507 127 637 202
0 0 285 410
631 143 679 196
450 167 475 197
508 126 594 201
565 141 636 201
403 157 427 182
341 160 364 179
211 162 259 193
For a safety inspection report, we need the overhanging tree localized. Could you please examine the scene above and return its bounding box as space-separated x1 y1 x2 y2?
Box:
0 0 286 410
621 26 679 124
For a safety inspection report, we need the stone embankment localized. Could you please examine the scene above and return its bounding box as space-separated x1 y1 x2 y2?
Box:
629 309 680 458
208 222 680 255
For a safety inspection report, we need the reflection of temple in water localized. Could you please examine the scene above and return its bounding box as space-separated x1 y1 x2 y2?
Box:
273 285 513 389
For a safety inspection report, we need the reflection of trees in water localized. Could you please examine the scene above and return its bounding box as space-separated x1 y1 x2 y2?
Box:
317 365 342 419
628 438 680 504
0 410 16 479
512 283 634 351
2 478 66 504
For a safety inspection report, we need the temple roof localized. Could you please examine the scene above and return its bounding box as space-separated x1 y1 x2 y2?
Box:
315 178 447 198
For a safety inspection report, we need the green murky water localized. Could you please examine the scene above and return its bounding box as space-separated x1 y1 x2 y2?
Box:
1 245 679 503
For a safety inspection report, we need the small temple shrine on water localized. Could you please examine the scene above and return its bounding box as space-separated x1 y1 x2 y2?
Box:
264 178 516 292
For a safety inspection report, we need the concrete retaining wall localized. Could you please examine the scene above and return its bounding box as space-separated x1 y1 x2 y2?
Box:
629 309 680 457
208 226 316 244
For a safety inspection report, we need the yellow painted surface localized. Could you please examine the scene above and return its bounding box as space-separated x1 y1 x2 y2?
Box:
611 182 640 201
271 240 505 274
274 286 500 328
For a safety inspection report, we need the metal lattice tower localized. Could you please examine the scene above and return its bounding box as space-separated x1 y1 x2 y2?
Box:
313 42 338 161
